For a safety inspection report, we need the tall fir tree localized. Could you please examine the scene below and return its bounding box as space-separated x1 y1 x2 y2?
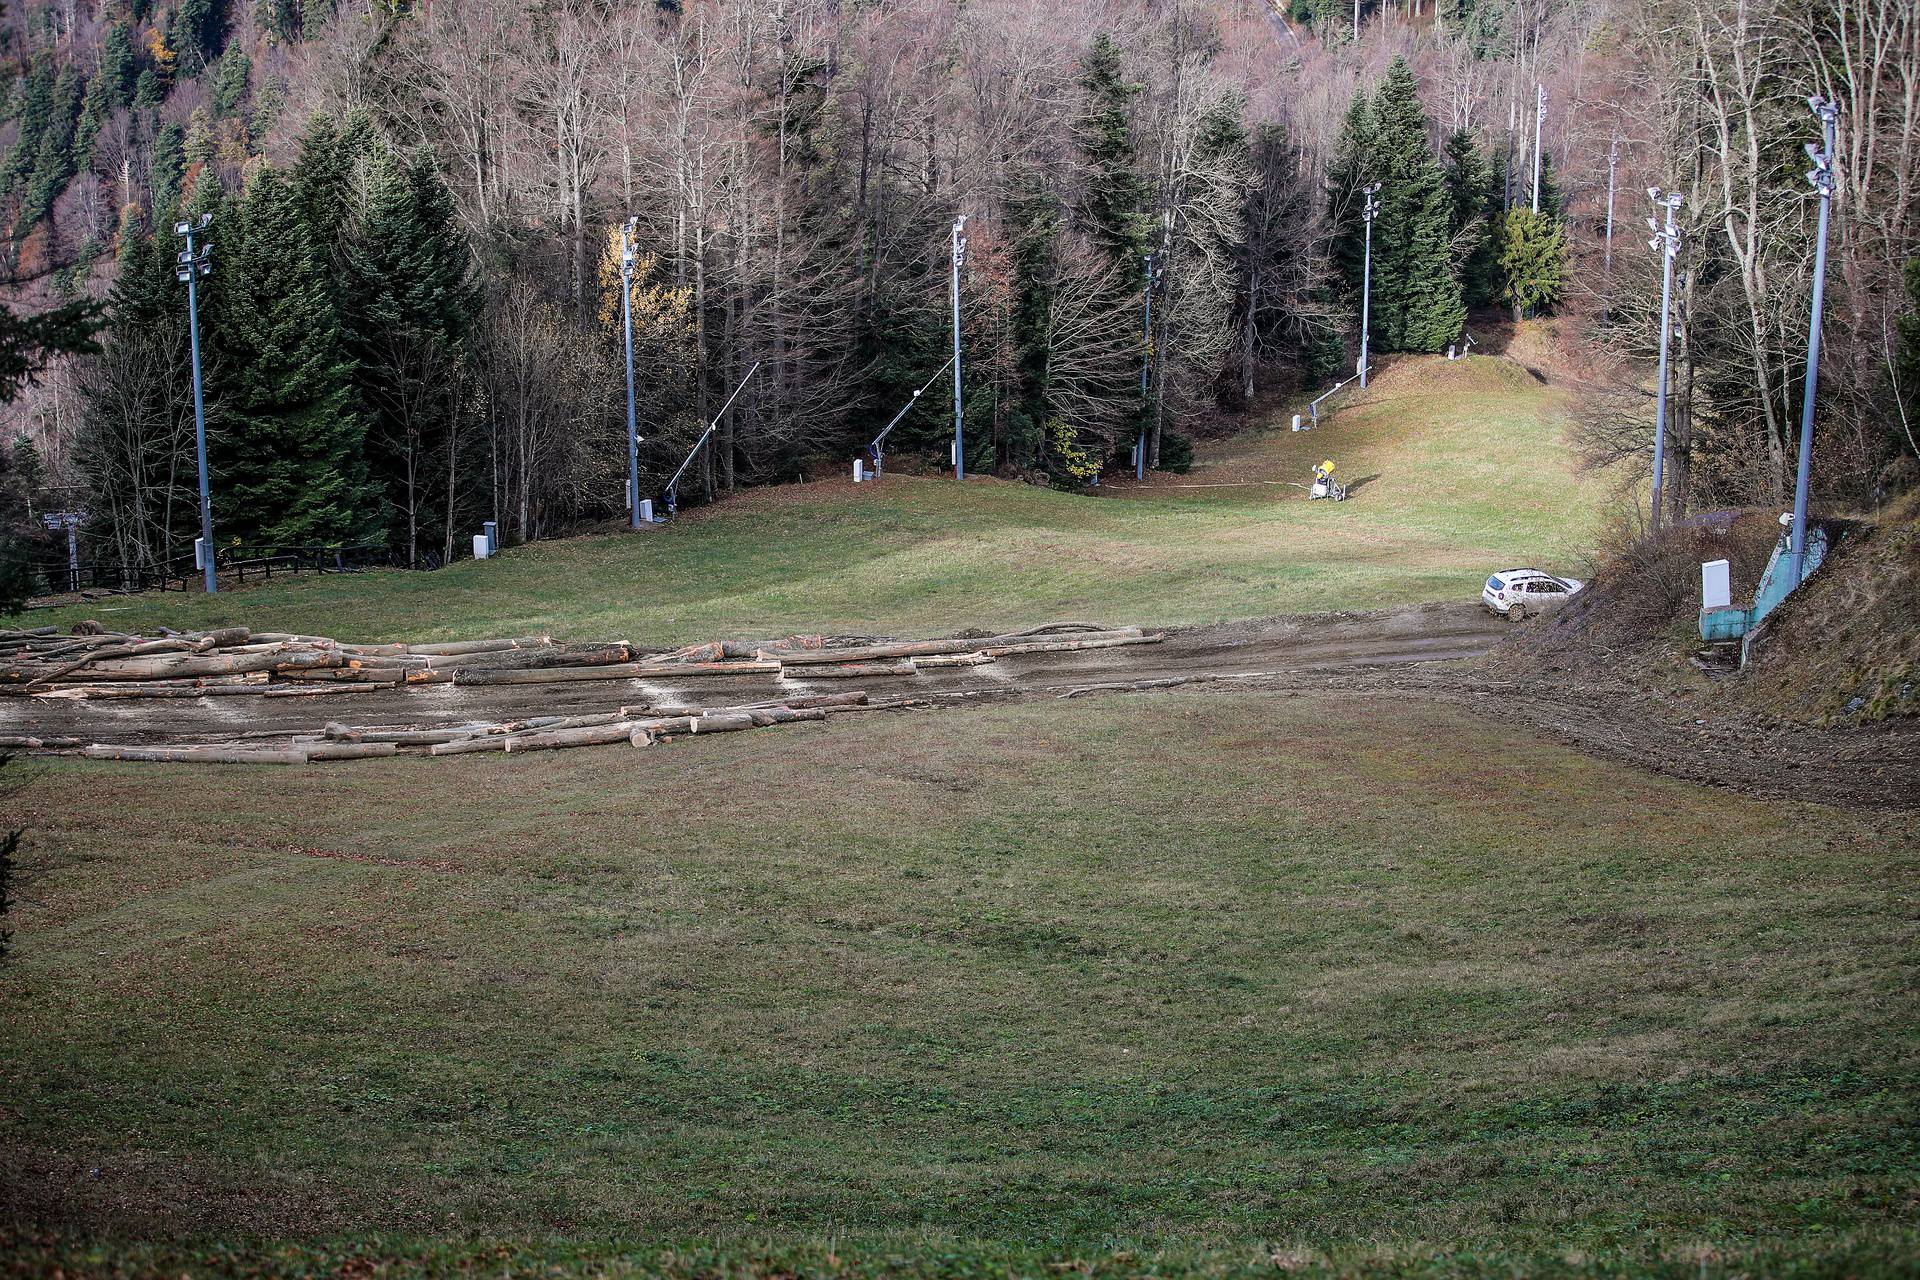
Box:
345 144 478 559
1005 173 1060 471
1498 208 1569 318
1328 93 1378 291
208 167 383 546
1444 128 1500 309
1356 59 1465 353
1075 34 1150 283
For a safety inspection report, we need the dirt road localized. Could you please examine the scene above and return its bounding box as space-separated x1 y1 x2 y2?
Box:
7 601 1911 810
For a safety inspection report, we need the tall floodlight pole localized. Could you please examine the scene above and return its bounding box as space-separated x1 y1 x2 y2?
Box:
1531 84 1546 213
950 215 968 481
1603 137 1619 277
176 213 215 594
620 217 642 529
1136 250 1158 480
1645 187 1684 530
1359 183 1380 390
1789 96 1839 587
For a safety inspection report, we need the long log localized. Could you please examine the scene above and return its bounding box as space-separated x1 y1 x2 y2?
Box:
300 742 401 761
782 659 915 679
427 735 510 756
274 666 406 684
82 744 310 765
0 734 83 749
744 706 828 727
454 660 780 686
400 635 551 657
425 642 632 673
913 652 994 668
70 646 340 682
620 691 868 717
978 632 1165 657
689 711 756 733
502 721 643 752
761 628 1143 665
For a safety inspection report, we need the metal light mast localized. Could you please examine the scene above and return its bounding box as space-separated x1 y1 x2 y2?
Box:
1645 188 1684 530
1359 183 1380 390
175 213 216 594
1136 249 1158 481
1789 97 1839 587
950 215 968 481
620 217 643 529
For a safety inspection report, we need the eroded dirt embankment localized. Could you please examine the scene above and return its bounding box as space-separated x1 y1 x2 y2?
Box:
6 600 1913 810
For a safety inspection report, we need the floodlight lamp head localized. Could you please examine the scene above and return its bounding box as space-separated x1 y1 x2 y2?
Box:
198 212 212 229
175 220 190 235
1808 95 1837 122
1666 191 1684 209
1647 186 1661 204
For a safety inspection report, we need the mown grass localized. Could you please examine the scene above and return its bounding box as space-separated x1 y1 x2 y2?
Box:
4 692 1914 1270
31 357 1603 644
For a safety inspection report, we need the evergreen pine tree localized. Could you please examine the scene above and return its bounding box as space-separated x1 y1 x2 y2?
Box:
22 66 83 227
209 167 383 546
210 51 251 118
1445 128 1500 308
74 72 113 171
169 0 232 74
100 25 138 106
1361 59 1465 352
1498 208 1568 318
132 68 164 111
1327 93 1378 292
1534 150 1566 220
0 62 54 199
345 145 477 557
1075 34 1150 282
149 122 185 222
1006 173 1060 471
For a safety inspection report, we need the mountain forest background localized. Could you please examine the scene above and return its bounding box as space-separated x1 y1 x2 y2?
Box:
0 0 1915 576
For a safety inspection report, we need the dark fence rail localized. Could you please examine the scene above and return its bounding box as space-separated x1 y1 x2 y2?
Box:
29 544 417 598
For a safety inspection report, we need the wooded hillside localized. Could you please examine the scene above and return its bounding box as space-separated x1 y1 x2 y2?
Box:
0 0 1913 578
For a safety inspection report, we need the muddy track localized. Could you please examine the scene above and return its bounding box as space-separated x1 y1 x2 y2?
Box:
5 601 1911 811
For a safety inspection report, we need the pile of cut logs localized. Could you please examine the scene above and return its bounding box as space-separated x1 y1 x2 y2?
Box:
70 691 892 764
0 621 1164 764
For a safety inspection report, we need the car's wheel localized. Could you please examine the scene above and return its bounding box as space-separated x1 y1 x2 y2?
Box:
1507 603 1527 622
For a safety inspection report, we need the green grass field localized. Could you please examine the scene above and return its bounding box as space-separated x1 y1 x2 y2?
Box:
34 357 1603 644
8 354 1915 1278
4 693 1915 1275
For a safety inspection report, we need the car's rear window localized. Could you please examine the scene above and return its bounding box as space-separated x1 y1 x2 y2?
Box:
1487 576 1505 590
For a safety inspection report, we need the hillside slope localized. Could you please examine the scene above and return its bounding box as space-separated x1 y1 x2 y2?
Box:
32 356 1602 643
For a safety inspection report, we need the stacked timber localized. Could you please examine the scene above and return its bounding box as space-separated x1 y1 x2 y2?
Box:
74 691 880 765
1 619 1169 766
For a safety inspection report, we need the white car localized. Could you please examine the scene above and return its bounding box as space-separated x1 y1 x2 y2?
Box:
1483 569 1584 620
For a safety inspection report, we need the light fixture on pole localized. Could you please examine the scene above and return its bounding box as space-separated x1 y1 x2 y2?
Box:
950 215 967 481
1136 249 1159 481
1788 96 1839 588
175 212 215 594
40 509 84 593
1645 187 1684 530
1358 182 1380 390
1531 84 1547 214
619 216 642 529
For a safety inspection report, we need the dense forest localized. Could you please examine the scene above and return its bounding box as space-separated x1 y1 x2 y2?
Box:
0 0 1914 577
